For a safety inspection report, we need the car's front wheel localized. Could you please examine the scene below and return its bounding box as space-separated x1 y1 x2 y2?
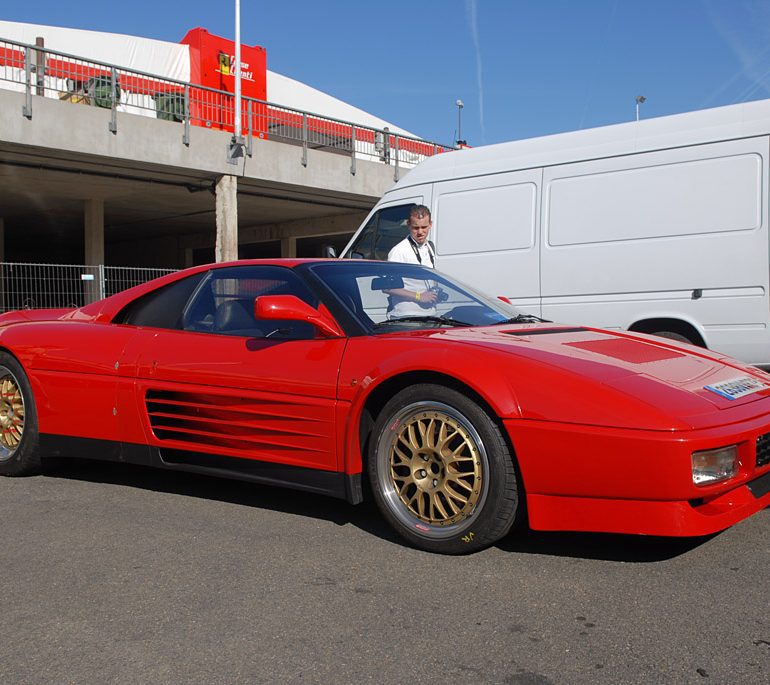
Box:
368 384 519 554
0 352 41 477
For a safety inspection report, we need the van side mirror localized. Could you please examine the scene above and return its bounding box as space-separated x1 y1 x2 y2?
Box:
254 295 342 338
322 245 337 258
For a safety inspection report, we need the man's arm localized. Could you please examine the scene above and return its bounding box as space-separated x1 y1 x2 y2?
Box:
384 287 438 305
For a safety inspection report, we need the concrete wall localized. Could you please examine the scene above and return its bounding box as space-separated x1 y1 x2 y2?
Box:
0 90 397 198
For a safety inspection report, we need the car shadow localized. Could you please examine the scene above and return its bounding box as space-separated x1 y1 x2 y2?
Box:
496 526 715 562
41 457 401 544
42 458 719 561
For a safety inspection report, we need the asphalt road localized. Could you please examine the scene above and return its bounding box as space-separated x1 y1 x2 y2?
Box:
1 458 768 685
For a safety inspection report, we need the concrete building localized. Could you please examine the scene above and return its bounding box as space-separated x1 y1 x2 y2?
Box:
0 20 449 271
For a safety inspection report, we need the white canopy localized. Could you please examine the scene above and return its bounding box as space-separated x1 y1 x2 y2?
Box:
0 20 416 136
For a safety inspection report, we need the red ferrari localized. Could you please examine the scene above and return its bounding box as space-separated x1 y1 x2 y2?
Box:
0 259 769 554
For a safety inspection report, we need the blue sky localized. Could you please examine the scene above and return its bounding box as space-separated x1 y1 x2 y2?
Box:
4 1 770 146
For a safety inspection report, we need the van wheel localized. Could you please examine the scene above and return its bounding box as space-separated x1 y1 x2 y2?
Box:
0 353 41 477
368 384 519 554
651 330 692 344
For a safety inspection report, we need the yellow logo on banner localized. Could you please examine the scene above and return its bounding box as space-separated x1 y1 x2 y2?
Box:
218 52 231 75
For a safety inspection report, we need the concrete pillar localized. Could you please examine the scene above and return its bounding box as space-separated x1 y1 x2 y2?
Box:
84 199 104 303
281 237 297 258
84 198 105 265
215 175 239 262
0 218 5 310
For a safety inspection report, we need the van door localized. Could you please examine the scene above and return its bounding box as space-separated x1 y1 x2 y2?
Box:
431 169 542 315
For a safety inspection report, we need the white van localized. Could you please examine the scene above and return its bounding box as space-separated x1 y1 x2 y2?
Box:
341 98 770 366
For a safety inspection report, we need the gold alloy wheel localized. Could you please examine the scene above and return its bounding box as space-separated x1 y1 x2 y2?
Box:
388 407 483 526
0 371 25 457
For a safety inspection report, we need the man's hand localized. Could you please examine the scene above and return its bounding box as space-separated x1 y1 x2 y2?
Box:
417 289 438 305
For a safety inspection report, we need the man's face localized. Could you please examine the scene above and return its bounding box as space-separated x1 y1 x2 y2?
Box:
408 214 432 246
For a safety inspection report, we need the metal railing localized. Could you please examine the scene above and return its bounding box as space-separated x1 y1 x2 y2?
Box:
0 37 454 178
0 262 177 312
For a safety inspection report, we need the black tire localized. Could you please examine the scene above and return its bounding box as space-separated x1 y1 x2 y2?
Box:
651 330 692 344
0 352 41 477
368 383 519 554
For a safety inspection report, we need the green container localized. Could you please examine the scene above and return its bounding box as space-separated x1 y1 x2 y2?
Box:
87 75 120 109
153 93 186 122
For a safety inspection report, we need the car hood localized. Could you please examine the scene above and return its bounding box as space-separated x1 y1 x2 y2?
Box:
421 324 770 429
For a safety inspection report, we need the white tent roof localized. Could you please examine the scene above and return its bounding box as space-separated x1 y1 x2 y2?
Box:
266 70 414 135
0 20 190 80
0 20 416 137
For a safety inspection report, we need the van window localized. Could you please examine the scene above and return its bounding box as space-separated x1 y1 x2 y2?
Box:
436 183 537 255
346 204 415 260
547 153 761 246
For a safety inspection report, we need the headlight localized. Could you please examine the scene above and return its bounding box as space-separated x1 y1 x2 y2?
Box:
692 445 738 486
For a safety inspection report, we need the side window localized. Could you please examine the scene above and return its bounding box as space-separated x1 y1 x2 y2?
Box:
182 265 319 340
346 203 416 260
115 272 206 329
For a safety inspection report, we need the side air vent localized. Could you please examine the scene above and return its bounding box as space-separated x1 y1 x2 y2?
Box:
145 389 330 456
756 432 770 468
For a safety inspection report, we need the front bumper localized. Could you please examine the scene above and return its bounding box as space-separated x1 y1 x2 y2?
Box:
505 416 770 536
526 470 770 536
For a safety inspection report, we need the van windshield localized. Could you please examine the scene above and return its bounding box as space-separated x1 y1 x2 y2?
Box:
308 261 540 333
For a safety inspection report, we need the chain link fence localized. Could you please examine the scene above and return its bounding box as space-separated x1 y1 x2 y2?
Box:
0 263 177 312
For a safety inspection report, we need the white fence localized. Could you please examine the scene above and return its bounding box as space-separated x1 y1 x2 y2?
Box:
0 262 176 312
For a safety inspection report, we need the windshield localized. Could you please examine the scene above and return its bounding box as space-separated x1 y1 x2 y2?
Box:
308 261 534 333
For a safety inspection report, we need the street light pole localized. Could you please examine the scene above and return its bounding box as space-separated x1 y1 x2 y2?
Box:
456 99 464 146
635 95 646 121
234 0 241 139
227 0 245 163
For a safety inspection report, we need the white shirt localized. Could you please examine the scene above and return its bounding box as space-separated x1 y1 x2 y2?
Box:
387 237 436 318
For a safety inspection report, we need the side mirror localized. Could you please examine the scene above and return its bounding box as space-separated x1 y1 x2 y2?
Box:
254 295 342 338
349 251 365 260
322 245 337 258
497 295 513 305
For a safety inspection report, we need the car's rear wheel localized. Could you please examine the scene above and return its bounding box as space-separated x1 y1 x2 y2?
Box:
368 384 519 554
0 352 41 477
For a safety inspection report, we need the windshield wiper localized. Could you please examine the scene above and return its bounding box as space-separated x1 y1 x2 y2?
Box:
374 315 473 328
500 314 550 324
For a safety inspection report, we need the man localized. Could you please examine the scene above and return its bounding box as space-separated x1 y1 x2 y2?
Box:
386 205 438 319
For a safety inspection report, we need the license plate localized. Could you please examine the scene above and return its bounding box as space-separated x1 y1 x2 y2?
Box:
704 376 768 400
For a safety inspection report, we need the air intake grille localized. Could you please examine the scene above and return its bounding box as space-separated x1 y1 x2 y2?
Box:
144 389 331 458
756 432 770 468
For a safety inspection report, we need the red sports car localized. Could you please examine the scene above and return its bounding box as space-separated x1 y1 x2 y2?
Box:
0 259 769 554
